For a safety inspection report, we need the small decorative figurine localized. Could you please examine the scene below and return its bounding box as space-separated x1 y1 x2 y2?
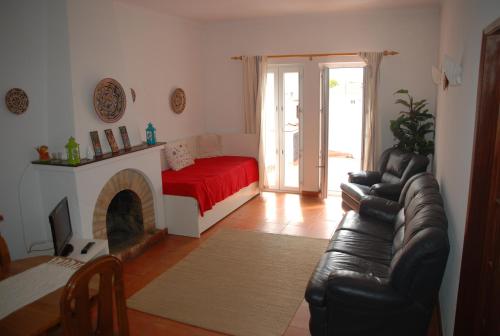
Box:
146 123 156 145
65 137 81 165
35 145 50 161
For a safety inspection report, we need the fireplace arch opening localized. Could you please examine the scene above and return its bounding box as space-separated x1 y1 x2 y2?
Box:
106 189 144 252
92 169 161 260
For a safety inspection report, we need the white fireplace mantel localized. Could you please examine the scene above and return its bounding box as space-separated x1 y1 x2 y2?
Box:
34 145 165 241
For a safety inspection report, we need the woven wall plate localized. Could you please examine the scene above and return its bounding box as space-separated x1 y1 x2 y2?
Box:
170 88 186 114
130 88 136 103
5 88 29 115
93 78 127 123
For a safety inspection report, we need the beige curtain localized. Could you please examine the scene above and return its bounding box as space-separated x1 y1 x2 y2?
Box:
358 51 383 171
242 56 268 188
242 56 266 134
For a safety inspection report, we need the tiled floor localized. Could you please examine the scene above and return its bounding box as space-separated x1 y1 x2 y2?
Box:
123 192 440 335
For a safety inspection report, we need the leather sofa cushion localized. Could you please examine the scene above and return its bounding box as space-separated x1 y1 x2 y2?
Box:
340 182 370 202
385 152 412 178
336 211 393 242
381 172 401 185
305 251 389 307
327 230 393 266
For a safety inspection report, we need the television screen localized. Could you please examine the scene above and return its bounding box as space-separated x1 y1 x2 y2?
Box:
48 197 73 256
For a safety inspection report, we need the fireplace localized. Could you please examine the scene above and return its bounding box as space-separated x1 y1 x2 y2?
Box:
33 143 166 261
106 189 144 253
92 169 163 259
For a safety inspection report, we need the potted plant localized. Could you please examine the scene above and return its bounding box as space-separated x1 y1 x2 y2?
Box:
390 89 435 156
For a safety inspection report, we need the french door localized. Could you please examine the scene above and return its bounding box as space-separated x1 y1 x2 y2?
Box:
319 64 365 198
263 65 303 192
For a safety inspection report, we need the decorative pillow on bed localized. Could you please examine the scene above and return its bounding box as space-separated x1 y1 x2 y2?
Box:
164 142 194 171
197 134 222 158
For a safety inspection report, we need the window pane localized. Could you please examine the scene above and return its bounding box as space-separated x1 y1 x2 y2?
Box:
283 72 299 189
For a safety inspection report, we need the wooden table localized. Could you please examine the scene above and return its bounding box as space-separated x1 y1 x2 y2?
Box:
0 256 73 336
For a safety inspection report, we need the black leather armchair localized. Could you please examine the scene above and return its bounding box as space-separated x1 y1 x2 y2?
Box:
340 148 429 210
305 173 449 336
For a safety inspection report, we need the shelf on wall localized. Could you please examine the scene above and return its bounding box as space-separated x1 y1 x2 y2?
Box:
31 142 165 168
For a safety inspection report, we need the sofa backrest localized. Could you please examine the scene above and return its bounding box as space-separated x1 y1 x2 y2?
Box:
379 148 429 186
389 173 449 307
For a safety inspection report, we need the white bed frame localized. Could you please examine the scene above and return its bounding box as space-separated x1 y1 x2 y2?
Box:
163 182 259 237
161 134 260 238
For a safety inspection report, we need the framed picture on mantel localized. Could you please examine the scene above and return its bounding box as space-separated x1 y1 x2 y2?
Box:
89 131 103 157
104 129 119 153
119 126 131 150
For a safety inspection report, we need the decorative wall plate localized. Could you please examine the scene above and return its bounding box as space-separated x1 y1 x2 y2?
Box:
170 88 186 114
130 88 136 103
93 78 127 123
5 88 29 114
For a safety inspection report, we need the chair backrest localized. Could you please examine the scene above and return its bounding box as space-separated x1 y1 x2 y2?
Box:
379 148 429 185
60 255 129 336
0 234 11 275
389 173 449 307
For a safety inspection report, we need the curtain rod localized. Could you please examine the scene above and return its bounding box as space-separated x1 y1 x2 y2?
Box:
230 50 399 60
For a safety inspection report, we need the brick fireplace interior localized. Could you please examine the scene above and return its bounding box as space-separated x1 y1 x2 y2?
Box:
106 189 144 254
92 169 164 260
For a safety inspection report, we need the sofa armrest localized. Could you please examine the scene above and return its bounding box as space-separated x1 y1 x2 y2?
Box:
359 196 401 223
348 171 381 186
327 270 407 310
369 183 402 201
305 252 338 307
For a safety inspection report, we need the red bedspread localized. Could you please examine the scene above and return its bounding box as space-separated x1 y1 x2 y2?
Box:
162 156 259 216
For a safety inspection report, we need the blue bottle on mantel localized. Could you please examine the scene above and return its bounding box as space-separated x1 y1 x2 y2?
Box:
146 123 157 145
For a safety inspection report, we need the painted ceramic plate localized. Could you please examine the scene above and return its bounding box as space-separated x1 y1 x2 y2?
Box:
170 88 186 114
5 88 29 114
93 78 126 123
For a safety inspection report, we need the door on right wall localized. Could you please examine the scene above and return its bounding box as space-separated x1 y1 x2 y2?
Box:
327 67 364 194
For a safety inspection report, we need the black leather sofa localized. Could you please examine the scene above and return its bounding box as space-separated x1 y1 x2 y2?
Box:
305 173 449 336
340 147 429 211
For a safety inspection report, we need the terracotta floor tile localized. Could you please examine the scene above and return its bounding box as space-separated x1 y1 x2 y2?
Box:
282 326 310 336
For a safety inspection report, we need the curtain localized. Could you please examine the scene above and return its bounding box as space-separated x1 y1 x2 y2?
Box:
242 56 268 188
358 52 383 171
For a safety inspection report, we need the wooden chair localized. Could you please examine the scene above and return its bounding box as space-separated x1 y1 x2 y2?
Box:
60 255 129 336
0 230 11 275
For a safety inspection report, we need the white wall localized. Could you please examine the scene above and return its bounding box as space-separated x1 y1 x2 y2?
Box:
435 0 500 335
202 7 440 191
0 0 56 259
0 0 206 259
66 0 205 155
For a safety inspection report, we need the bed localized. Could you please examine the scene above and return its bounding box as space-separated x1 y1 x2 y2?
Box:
162 156 260 237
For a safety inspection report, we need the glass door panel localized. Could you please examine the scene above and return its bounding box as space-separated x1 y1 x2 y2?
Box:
328 67 364 193
281 71 300 189
262 65 302 192
263 70 278 189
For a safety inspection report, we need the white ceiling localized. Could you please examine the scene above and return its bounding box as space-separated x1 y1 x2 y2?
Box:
116 0 440 22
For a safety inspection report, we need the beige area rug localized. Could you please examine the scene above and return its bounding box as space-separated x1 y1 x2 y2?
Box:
127 229 328 336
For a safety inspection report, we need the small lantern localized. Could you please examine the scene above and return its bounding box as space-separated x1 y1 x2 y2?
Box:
146 122 156 145
65 137 80 165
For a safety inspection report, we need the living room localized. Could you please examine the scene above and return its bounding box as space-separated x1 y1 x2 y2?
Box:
0 0 499 335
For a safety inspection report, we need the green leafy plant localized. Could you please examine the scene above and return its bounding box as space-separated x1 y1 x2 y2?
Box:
389 89 435 156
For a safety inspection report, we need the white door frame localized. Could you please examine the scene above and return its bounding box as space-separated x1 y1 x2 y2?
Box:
265 64 304 193
319 62 366 198
319 67 330 199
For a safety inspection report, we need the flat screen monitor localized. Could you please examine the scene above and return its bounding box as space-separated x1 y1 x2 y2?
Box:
48 197 74 256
